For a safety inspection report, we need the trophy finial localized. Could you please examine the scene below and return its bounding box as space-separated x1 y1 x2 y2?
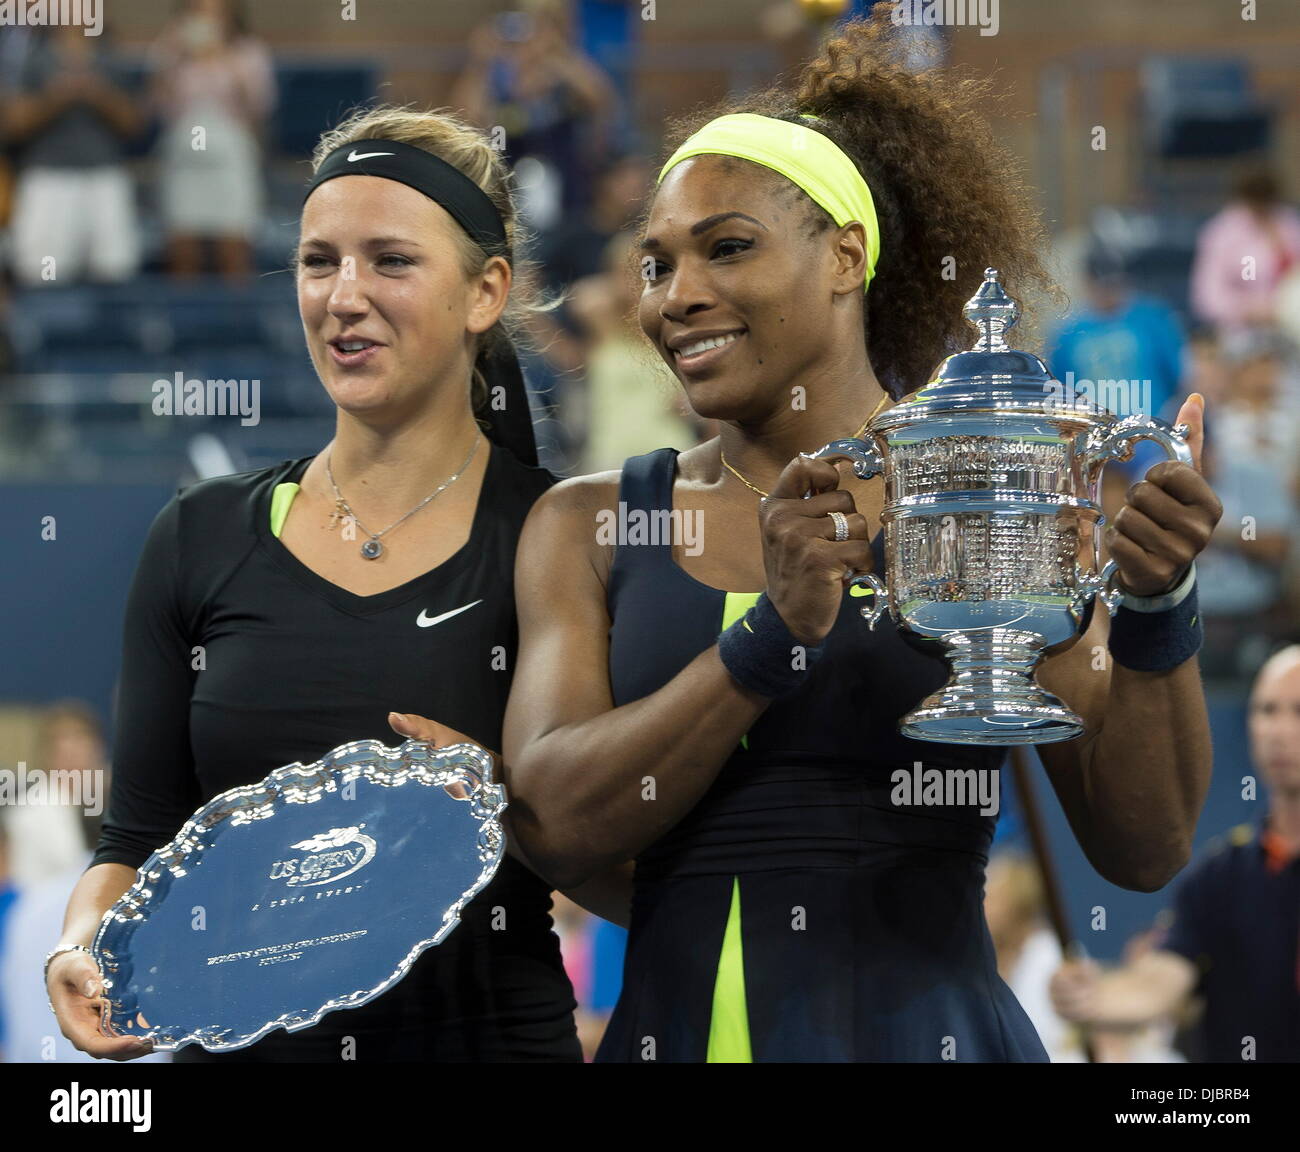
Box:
963 267 1019 352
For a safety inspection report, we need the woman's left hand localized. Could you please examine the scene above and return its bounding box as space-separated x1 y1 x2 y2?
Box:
1106 392 1223 597
388 712 498 798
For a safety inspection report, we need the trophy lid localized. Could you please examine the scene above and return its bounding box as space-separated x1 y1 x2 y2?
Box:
874 268 1102 429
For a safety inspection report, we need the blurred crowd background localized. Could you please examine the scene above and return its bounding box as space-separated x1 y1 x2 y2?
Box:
0 0 1297 1063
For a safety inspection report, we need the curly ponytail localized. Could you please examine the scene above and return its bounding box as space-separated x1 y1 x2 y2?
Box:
655 9 1059 399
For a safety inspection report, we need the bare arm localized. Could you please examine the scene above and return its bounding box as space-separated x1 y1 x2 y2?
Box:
56 862 136 952
385 711 635 925
448 25 498 128
1035 398 1221 892
550 48 616 116
82 77 145 139
1 84 73 140
559 861 634 928
1036 607 1211 892
503 456 874 890
502 477 769 889
1051 951 1197 1027
46 863 154 1060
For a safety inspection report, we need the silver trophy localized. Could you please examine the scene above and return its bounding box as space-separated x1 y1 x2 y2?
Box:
813 268 1193 745
91 738 504 1051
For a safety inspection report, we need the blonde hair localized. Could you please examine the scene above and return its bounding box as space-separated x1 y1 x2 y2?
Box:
303 103 560 416
987 852 1045 926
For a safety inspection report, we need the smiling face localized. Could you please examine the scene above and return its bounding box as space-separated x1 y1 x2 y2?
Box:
297 174 508 426
637 154 865 423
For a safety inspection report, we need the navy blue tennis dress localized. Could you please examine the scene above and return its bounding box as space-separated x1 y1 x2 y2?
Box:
595 448 1051 1063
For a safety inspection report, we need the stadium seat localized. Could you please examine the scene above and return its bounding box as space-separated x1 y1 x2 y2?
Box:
1141 56 1274 159
270 61 380 158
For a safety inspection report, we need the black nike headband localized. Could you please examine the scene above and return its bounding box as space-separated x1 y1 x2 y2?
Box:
304 138 508 251
302 137 539 468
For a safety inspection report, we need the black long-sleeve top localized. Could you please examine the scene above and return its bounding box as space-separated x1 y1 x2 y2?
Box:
92 441 580 1061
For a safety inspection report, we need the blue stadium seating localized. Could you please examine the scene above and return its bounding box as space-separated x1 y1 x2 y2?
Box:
1141 56 1274 159
270 60 380 158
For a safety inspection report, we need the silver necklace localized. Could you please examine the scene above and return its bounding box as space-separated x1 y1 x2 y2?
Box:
325 430 482 560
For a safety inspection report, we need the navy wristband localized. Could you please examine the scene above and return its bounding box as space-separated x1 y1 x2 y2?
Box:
1107 579 1203 672
717 592 825 699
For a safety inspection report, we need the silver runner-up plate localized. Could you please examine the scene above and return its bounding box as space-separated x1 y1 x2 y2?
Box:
91 737 504 1052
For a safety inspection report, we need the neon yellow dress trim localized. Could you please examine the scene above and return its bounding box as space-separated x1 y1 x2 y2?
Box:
706 875 753 1062
707 590 762 1063
269 482 300 539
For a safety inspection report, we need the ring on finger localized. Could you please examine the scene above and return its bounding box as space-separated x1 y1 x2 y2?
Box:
828 510 849 542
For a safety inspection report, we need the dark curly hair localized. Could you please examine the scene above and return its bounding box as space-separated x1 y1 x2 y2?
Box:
646 9 1059 400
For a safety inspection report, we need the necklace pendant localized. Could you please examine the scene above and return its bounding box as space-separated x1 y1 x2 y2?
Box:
360 538 384 560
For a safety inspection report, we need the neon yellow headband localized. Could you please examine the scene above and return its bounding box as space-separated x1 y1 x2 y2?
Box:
656 112 880 290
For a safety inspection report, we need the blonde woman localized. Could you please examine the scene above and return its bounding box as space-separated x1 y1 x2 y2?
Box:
46 105 582 1062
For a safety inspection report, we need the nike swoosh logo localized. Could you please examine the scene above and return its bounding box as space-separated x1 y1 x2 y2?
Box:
849 584 874 597
347 150 395 162
416 600 482 628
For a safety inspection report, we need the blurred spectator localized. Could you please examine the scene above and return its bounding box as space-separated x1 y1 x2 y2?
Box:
0 846 170 1063
985 852 1079 1061
0 702 105 891
0 823 14 1059
1185 324 1230 410
537 154 651 300
0 702 170 1062
0 24 144 287
548 892 626 1061
1051 243 1183 430
1274 265 1300 401
148 0 276 282
1050 645 1300 1063
1196 333 1299 678
0 857 100 1062
586 916 626 1033
568 232 702 472
1050 242 1188 485
529 154 652 377
38 702 110 853
451 1 617 223
0 15 36 80
985 853 1184 1062
1190 168 1300 336
1099 927 1188 1063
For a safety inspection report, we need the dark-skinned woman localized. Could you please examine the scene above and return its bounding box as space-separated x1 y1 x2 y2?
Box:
497 15 1223 1062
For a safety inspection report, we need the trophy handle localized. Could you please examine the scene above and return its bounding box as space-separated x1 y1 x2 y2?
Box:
1082 415 1194 617
807 438 889 628
1077 560 1126 616
1083 414 1193 471
847 571 889 629
807 437 884 482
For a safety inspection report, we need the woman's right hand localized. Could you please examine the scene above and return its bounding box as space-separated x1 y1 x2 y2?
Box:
1049 956 1103 1023
47 948 154 1061
759 454 874 646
